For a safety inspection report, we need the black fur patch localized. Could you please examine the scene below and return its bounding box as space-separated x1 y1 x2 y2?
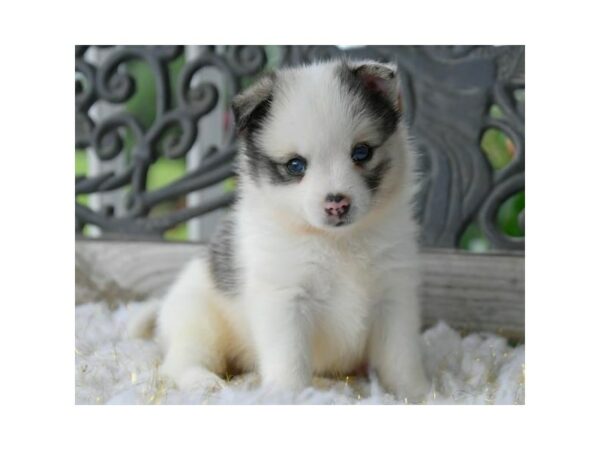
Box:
208 217 238 295
245 136 303 185
363 158 392 195
239 94 304 185
232 72 276 132
241 95 273 135
338 63 400 141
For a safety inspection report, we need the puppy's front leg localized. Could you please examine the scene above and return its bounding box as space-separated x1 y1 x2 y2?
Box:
368 281 430 402
246 284 313 392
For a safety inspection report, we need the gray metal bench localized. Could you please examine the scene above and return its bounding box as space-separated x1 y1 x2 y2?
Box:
75 45 525 340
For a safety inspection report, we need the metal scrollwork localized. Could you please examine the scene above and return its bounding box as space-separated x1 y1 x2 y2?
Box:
75 45 270 237
76 45 524 250
225 46 268 76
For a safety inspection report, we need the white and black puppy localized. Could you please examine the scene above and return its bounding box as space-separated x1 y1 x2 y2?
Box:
130 59 430 401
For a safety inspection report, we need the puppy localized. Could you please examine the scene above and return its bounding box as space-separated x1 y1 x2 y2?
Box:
130 59 430 401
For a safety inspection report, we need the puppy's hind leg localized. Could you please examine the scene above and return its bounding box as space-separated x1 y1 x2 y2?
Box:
156 258 228 392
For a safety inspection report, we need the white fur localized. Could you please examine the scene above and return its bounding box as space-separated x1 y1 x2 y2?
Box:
141 60 431 401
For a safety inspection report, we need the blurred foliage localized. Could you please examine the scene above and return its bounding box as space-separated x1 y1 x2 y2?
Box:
514 89 525 103
459 223 491 252
459 190 525 252
146 157 188 241
75 150 88 206
147 157 186 191
481 128 515 170
497 191 525 237
459 103 524 251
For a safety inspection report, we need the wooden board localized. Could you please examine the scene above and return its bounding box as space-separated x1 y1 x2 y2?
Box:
75 239 524 340
419 249 524 341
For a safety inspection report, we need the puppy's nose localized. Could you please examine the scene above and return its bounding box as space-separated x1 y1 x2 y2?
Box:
324 193 351 218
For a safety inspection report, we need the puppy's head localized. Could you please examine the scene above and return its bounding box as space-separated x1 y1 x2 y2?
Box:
233 59 412 232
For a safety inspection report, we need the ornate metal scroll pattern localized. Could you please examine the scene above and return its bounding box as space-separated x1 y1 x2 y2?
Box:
405 46 524 250
75 46 269 237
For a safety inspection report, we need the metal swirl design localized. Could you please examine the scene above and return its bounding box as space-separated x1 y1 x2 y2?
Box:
75 46 262 236
226 46 268 76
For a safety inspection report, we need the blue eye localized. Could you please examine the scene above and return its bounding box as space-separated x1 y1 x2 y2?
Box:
286 157 307 176
351 144 372 163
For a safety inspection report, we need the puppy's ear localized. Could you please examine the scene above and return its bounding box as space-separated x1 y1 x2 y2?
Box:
231 72 275 132
349 61 402 112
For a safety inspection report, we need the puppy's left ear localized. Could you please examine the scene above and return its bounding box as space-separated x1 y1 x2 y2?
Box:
231 72 275 132
349 61 402 112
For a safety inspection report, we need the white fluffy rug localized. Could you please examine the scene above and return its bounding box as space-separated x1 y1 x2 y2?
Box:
75 302 525 405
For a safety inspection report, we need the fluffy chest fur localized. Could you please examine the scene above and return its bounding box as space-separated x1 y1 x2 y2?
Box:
230 195 413 375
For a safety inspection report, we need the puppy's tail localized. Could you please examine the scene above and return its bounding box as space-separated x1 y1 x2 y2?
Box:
126 298 162 340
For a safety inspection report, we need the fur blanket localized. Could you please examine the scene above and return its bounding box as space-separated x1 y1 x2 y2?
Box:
75 302 524 405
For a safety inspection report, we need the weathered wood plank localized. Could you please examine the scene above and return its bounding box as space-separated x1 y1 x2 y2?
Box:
75 239 524 339
419 249 524 340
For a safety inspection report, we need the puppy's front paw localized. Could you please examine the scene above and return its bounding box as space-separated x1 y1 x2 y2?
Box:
390 376 431 404
176 367 227 393
261 373 311 395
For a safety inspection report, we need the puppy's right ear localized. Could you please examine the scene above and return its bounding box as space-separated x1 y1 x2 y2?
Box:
347 60 402 113
231 72 275 133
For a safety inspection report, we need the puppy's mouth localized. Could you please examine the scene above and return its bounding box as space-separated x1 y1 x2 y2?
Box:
325 215 354 229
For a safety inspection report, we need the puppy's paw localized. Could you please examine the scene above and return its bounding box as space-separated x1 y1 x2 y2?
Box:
176 367 227 393
390 376 431 404
261 375 311 396
256 377 311 404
